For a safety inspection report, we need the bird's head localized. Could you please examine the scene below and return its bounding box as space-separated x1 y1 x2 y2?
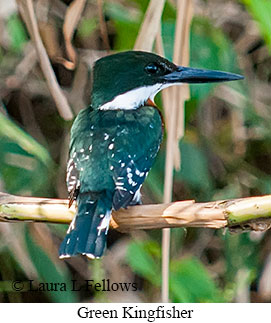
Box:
91 51 243 110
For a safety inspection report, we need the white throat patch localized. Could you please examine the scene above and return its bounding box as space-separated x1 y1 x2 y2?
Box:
99 83 174 110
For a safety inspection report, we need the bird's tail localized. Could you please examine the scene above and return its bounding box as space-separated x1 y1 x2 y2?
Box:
59 192 112 259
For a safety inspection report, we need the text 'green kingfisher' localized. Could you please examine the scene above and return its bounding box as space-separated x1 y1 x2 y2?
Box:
59 51 243 259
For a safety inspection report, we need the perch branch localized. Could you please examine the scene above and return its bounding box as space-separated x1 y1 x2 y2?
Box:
1 193 271 232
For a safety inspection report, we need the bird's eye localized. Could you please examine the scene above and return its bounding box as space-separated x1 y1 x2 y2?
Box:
145 63 160 74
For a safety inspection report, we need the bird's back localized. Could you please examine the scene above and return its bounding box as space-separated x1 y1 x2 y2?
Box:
68 105 163 200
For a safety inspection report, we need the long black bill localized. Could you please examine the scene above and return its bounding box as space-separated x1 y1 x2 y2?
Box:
161 66 244 84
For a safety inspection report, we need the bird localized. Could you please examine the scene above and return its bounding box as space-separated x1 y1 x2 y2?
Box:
59 50 243 259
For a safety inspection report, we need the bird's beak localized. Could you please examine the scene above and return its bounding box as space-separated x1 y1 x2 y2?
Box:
161 66 244 84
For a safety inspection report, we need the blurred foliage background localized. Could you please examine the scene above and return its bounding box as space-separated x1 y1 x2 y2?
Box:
0 0 271 303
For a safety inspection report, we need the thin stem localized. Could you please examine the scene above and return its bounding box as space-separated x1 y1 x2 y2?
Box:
162 96 177 302
24 0 74 120
97 0 110 51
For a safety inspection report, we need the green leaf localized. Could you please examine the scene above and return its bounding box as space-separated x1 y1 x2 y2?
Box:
213 183 242 200
242 0 271 49
0 113 51 166
106 0 175 51
190 17 241 102
170 273 193 302
78 18 97 38
126 240 161 286
175 140 212 191
25 227 77 302
105 2 137 23
144 148 165 202
222 231 259 283
7 14 28 52
105 2 140 50
161 17 243 111
170 256 224 302
161 22 175 61
0 113 53 195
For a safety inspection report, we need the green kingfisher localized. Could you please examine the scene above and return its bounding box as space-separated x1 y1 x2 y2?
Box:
59 50 243 259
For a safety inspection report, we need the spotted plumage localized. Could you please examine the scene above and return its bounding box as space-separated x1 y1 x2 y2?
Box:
60 104 162 258
59 50 243 259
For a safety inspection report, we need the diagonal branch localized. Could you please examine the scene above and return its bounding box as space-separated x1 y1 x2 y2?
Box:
17 0 74 120
97 0 110 51
1 192 271 233
133 0 166 51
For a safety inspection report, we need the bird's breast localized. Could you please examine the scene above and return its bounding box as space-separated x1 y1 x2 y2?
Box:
69 105 163 193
